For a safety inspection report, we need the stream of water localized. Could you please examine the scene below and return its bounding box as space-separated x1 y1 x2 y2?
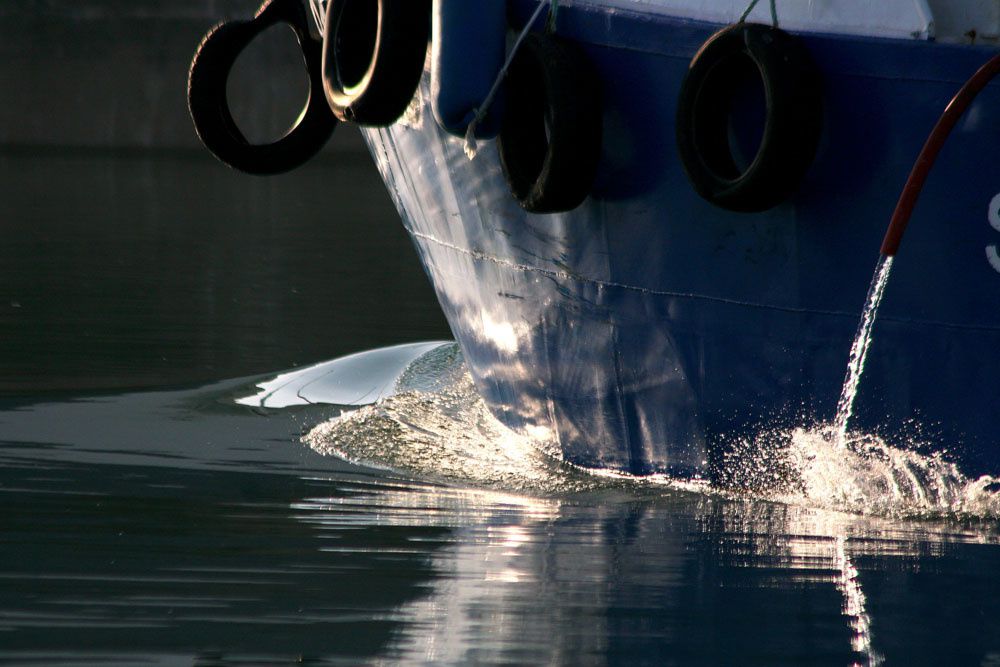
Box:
833 254 895 446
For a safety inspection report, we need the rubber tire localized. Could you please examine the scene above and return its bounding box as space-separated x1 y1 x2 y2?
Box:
498 33 603 214
323 0 431 126
187 0 336 176
675 23 822 212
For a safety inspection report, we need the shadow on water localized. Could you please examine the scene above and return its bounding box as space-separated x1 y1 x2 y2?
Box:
0 149 452 394
0 460 444 665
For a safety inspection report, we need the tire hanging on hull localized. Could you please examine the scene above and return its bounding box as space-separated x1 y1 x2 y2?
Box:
322 0 432 127
498 32 603 214
187 0 337 175
675 23 822 212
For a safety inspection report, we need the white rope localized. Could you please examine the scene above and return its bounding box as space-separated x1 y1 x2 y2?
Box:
739 0 778 26
463 0 559 160
308 0 326 34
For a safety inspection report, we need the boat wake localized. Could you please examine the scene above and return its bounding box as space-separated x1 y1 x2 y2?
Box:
303 344 702 496
305 345 661 495
300 344 1000 520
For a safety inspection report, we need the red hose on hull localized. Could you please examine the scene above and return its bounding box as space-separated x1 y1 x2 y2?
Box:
880 52 1000 256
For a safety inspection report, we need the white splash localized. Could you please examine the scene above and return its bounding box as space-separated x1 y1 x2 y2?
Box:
833 255 894 446
732 425 1000 519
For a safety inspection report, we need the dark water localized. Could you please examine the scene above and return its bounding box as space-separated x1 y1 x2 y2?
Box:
4 149 1000 666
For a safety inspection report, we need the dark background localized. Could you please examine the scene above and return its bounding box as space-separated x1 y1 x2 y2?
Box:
0 1 452 393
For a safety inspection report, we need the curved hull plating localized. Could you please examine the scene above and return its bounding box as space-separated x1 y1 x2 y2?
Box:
363 4 1000 477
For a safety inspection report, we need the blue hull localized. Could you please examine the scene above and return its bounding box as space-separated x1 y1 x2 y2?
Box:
363 4 1000 477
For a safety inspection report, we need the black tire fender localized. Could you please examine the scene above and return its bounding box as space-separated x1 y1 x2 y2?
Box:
187 0 336 175
498 33 603 214
675 23 822 212
322 0 431 127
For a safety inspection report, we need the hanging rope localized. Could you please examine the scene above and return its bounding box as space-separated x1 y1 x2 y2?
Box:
739 0 778 27
464 0 559 159
308 0 326 33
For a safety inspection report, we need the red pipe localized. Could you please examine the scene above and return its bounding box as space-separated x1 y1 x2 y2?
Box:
880 51 1000 256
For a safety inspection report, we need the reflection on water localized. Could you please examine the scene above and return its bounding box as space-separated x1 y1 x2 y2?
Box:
295 475 1000 666
834 536 880 666
4 372 1000 664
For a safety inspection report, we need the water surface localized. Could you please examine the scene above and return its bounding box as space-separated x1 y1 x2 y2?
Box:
3 151 1000 666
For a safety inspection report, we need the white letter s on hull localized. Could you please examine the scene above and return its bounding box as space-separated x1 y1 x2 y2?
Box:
988 246 1000 274
987 193 1000 274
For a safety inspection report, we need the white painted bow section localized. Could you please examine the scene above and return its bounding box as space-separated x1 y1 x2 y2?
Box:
927 0 1000 43
573 0 937 40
